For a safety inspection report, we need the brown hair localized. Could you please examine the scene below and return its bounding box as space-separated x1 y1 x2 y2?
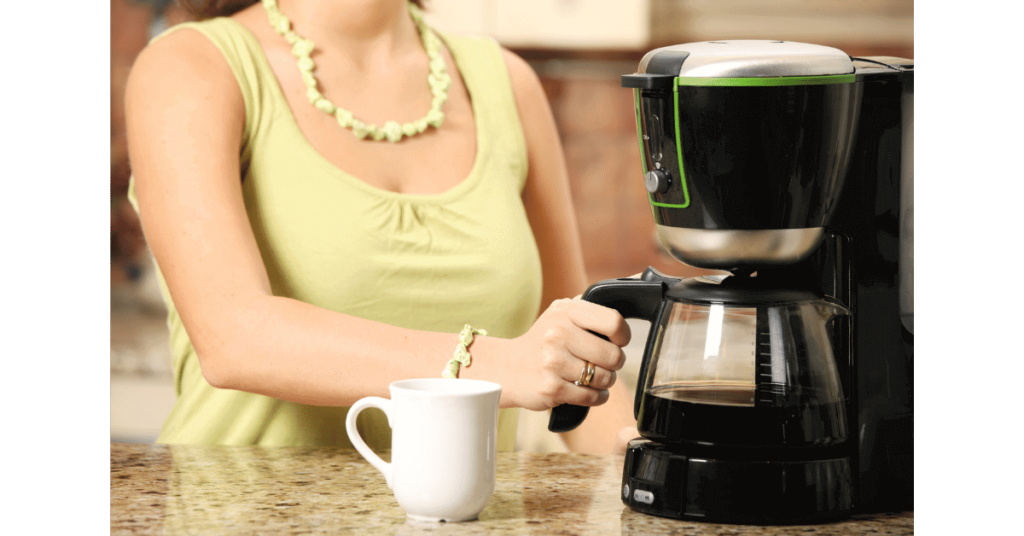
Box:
178 0 425 20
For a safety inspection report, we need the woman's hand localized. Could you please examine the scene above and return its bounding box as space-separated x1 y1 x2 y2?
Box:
495 297 630 411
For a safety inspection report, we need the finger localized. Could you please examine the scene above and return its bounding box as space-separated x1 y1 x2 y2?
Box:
588 366 616 391
560 358 617 391
564 324 627 371
559 385 610 408
565 299 632 347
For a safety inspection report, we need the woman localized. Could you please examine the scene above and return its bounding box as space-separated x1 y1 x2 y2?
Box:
125 0 636 453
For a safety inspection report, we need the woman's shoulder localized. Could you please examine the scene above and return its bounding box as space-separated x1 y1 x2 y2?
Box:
489 46 547 123
126 18 248 112
439 31 543 106
130 20 238 96
498 47 541 92
125 20 245 139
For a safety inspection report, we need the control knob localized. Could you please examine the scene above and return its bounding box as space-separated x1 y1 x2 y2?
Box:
644 170 670 194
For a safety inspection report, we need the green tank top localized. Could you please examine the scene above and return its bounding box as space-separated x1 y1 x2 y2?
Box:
130 17 542 450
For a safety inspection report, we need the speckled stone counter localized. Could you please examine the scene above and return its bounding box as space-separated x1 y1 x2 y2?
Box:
111 443 913 535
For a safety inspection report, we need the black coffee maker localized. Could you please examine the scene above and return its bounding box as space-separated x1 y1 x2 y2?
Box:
549 41 913 524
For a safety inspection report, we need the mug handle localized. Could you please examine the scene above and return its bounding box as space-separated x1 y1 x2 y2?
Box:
345 396 394 488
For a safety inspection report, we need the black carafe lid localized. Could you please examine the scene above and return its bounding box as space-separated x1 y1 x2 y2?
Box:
666 274 822 306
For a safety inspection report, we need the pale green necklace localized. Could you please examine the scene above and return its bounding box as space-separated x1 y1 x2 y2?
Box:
261 0 451 143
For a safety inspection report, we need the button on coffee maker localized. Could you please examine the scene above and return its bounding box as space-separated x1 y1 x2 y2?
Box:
549 41 913 524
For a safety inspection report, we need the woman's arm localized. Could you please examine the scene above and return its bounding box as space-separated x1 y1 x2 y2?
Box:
125 28 629 412
502 49 638 454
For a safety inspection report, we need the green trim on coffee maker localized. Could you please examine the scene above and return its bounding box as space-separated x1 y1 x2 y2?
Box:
634 89 648 175
674 74 856 87
656 84 692 209
634 87 692 210
650 199 693 208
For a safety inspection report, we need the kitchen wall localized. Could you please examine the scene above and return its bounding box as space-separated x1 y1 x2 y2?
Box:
110 0 914 446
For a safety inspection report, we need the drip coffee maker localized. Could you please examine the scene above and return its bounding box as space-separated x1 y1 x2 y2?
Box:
549 41 913 524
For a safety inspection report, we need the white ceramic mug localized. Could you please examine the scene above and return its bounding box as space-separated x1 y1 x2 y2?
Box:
345 378 502 522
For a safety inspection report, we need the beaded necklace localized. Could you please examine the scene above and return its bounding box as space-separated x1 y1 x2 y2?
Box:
261 0 451 142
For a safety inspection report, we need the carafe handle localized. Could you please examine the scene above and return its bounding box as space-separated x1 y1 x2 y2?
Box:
548 267 679 433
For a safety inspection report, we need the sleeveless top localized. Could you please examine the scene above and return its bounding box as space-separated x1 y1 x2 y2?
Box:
129 17 542 450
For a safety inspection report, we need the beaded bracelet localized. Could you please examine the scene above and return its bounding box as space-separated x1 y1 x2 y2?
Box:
441 324 488 379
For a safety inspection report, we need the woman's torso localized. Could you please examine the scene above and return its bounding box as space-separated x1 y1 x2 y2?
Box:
132 13 542 449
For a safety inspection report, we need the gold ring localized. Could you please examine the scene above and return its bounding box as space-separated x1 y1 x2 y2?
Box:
574 361 596 387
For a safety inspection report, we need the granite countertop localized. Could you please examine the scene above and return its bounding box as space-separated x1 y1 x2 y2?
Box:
111 443 913 535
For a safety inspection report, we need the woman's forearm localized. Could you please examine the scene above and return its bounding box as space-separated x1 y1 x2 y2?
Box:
189 293 627 413
192 294 469 407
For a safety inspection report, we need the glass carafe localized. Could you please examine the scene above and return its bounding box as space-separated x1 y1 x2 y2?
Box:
637 276 850 451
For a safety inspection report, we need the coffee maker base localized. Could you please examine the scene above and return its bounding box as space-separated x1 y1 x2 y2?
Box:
622 439 853 525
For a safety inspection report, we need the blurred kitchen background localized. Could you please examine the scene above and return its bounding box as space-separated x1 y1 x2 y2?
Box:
110 0 913 446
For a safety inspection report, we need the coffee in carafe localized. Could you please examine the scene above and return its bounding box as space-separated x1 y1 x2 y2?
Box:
641 383 848 451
